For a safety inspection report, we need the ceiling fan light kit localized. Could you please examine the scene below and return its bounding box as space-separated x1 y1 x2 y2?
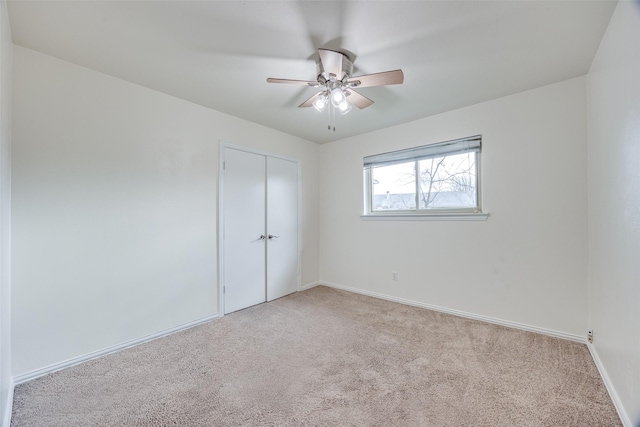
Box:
330 87 346 107
312 94 328 112
267 48 404 131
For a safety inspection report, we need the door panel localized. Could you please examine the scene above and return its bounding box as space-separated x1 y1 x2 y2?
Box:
223 148 266 314
266 156 298 301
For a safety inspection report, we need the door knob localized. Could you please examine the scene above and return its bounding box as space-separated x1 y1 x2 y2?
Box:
259 234 266 240
268 234 279 239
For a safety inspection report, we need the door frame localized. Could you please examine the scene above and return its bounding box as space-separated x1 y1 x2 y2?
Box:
218 141 302 316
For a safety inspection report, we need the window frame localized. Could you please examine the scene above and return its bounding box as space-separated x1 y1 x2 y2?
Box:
362 136 487 220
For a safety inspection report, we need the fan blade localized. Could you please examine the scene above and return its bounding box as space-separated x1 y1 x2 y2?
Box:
345 89 374 109
267 78 318 87
348 69 404 88
318 49 344 79
298 92 323 108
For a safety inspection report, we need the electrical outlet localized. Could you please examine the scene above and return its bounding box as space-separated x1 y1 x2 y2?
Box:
588 330 593 343
392 271 398 281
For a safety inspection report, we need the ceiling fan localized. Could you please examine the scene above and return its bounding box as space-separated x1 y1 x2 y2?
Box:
267 48 404 131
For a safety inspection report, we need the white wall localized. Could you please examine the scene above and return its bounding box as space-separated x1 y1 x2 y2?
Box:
11 45 319 378
587 2 640 425
0 1 11 425
319 77 588 338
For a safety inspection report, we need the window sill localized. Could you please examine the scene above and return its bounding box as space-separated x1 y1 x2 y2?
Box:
360 212 489 221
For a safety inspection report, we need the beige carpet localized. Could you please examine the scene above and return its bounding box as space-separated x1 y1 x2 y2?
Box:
11 286 621 426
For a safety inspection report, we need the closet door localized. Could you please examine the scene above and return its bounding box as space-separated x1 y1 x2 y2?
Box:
221 146 299 314
222 148 266 314
266 156 298 301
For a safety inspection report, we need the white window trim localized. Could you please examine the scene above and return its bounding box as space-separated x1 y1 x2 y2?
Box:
362 136 488 221
360 212 489 221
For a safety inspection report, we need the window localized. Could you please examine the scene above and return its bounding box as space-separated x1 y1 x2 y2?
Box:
363 136 482 217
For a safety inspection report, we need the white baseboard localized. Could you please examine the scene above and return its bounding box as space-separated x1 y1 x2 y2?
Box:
2 379 13 427
587 343 632 427
300 281 321 291
318 281 585 343
13 313 220 386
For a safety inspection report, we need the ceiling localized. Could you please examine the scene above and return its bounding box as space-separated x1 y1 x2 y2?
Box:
7 1 617 144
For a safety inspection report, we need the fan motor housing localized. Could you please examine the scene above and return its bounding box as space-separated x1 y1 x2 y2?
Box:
316 52 353 82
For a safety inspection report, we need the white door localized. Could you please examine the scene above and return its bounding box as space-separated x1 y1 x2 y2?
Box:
266 156 298 301
223 148 266 314
222 147 299 314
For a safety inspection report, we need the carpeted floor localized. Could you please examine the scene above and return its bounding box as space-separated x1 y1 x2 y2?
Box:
11 286 621 426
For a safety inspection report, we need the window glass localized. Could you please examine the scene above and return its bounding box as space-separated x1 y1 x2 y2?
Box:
371 161 416 211
418 152 476 209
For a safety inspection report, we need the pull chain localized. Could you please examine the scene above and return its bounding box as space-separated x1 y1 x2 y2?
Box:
327 101 336 131
332 103 336 132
